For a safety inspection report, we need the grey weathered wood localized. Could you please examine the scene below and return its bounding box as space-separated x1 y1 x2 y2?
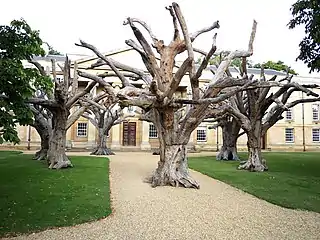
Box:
77 2 261 188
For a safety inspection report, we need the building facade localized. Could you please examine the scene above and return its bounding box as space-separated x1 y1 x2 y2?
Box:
3 49 320 152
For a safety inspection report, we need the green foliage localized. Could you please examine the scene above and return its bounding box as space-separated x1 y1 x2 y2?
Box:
253 60 298 75
288 0 320 72
0 19 52 144
196 55 253 68
189 152 320 212
0 152 111 237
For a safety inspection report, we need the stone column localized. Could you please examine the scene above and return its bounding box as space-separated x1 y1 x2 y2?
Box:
111 124 121 150
140 121 151 151
187 130 196 152
66 128 72 149
87 121 96 149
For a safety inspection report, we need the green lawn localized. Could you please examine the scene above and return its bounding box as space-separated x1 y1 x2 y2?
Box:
188 152 320 213
0 151 111 237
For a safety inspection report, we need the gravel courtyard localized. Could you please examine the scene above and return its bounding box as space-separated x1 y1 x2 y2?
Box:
6 152 320 240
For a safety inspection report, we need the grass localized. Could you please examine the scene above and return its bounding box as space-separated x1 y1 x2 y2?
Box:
188 152 320 213
0 151 111 237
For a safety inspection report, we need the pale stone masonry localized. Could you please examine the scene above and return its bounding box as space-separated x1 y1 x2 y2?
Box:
3 49 320 152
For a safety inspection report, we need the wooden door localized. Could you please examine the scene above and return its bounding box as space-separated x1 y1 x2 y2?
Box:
261 134 267 150
123 122 136 146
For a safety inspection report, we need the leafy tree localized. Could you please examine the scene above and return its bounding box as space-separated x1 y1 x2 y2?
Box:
253 60 298 75
0 19 51 144
288 0 320 72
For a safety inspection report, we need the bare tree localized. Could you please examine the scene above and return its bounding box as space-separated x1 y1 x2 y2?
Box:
76 2 260 188
81 92 133 155
224 63 320 171
28 58 97 169
212 116 242 160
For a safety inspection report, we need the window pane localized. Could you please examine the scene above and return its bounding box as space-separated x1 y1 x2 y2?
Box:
312 129 320 142
286 109 293 120
285 128 294 143
197 127 207 142
312 104 319 121
149 124 158 138
77 123 88 137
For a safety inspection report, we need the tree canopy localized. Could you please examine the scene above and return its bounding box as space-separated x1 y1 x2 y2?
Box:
0 19 52 144
288 0 320 72
253 60 298 75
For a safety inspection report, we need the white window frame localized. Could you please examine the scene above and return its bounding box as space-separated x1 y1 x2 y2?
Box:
285 128 294 143
312 128 320 142
285 108 293 121
312 104 320 121
196 126 207 142
149 124 158 138
77 122 88 137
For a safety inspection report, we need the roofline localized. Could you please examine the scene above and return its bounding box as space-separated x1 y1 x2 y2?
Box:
74 47 133 64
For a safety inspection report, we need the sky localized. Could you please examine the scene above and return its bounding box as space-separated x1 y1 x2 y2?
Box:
1 0 319 77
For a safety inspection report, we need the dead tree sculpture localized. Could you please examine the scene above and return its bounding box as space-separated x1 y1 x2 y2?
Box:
28 58 97 168
224 63 320 171
82 94 134 155
212 115 242 160
77 2 261 188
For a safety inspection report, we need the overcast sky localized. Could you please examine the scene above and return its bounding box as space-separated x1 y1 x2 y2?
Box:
1 0 318 77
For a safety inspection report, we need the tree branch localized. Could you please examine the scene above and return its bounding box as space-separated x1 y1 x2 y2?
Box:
76 40 132 87
190 21 220 42
66 81 97 109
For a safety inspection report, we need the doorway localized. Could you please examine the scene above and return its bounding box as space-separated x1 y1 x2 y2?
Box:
122 122 136 146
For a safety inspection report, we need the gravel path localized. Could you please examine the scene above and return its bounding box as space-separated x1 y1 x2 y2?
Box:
5 152 320 240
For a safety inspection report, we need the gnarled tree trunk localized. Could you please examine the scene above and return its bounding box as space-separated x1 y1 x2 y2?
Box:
217 120 240 161
91 127 114 155
238 121 267 171
47 109 73 169
33 128 50 161
150 109 199 189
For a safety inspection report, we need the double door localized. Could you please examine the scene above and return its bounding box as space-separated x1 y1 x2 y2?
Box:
123 122 136 146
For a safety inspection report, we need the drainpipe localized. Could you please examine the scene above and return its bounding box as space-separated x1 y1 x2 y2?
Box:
302 92 306 152
27 125 31 150
216 127 219 152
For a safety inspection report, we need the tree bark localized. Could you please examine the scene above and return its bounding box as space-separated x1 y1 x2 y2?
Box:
33 129 50 161
91 128 114 155
150 109 199 189
238 121 268 171
47 109 73 169
217 120 240 161
151 144 199 188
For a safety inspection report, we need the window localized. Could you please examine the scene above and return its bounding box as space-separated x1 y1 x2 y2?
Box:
312 104 319 121
285 108 293 121
197 126 207 142
285 128 294 143
312 129 320 142
149 124 158 138
77 122 88 137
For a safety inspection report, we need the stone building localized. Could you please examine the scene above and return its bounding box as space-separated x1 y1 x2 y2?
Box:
4 48 320 152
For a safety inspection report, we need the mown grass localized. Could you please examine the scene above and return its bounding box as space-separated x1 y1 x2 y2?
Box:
0 151 111 237
189 152 320 213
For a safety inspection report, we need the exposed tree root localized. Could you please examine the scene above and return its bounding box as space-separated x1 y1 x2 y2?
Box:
150 145 200 189
33 149 48 161
216 148 239 161
48 153 73 169
90 147 115 155
238 158 268 172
